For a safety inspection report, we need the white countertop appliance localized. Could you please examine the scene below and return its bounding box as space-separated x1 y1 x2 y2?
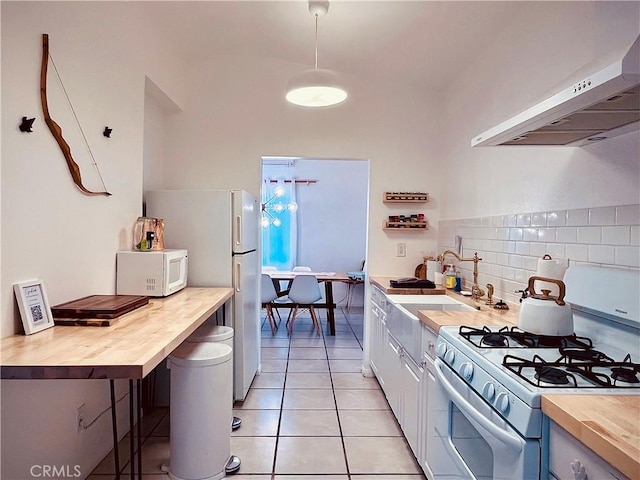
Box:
146 189 260 401
426 265 639 480
116 248 188 297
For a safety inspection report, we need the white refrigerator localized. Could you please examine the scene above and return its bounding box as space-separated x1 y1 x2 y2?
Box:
145 189 260 401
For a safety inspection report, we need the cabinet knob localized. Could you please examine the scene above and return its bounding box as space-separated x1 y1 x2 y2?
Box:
571 460 587 480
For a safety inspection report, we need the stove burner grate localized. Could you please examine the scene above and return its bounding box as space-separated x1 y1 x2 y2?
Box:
458 325 593 349
503 353 640 389
558 347 613 363
610 355 640 384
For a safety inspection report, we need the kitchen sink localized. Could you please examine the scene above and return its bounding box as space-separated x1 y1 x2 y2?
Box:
386 295 475 364
386 294 476 310
396 301 476 316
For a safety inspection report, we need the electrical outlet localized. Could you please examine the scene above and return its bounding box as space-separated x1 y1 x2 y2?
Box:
76 404 86 433
396 242 406 257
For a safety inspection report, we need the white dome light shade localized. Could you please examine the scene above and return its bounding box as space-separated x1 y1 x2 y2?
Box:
286 68 348 108
273 185 286 197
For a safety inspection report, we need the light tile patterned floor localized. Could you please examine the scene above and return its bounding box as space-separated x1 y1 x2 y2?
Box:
89 306 425 479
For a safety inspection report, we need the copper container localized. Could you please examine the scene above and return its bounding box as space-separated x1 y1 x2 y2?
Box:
133 217 164 251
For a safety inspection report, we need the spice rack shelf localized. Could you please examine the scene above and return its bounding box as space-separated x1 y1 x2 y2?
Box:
383 221 429 231
383 192 429 203
382 191 430 232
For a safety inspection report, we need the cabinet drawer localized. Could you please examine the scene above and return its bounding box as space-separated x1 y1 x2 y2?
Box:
548 421 628 480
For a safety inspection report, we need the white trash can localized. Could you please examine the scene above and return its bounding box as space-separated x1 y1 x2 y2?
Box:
187 324 242 432
168 341 232 480
188 323 234 349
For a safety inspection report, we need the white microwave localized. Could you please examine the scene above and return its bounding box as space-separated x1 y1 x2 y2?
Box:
116 249 188 297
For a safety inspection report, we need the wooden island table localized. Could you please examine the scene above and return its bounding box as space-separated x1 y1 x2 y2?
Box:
1 287 234 480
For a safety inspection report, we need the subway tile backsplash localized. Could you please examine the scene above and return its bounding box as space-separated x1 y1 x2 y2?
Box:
438 204 640 305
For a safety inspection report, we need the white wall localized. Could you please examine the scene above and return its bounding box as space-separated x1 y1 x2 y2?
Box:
440 2 640 221
157 54 444 278
1 2 185 476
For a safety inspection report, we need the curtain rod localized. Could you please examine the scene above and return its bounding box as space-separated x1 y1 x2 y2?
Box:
267 179 317 184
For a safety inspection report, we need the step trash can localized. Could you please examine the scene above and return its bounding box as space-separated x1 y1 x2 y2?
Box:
187 324 243 432
168 341 234 480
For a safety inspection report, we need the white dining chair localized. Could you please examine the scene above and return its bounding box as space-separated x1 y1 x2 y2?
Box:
285 265 312 290
261 274 280 335
287 274 323 336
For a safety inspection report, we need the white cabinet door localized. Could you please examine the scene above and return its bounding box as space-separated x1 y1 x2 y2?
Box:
370 302 382 376
419 325 438 479
548 421 628 480
385 333 403 417
401 354 423 458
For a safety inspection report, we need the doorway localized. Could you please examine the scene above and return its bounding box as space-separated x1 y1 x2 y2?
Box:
260 156 369 307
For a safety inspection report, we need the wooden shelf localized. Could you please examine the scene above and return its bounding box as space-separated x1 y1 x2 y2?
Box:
383 221 429 231
383 192 429 203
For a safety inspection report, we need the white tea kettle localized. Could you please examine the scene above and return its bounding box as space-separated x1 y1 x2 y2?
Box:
518 276 574 336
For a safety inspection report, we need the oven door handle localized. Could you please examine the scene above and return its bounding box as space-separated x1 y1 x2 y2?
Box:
434 358 523 452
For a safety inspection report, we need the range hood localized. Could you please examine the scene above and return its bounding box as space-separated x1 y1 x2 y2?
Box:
472 35 640 147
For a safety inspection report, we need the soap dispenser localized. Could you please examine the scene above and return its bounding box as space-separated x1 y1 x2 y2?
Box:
445 265 457 289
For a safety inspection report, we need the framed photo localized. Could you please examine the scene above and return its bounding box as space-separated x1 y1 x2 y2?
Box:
13 280 55 335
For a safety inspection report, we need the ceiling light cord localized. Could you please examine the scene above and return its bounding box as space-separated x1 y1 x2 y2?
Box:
314 15 319 70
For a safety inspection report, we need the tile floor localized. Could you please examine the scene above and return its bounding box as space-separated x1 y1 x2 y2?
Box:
89 306 425 479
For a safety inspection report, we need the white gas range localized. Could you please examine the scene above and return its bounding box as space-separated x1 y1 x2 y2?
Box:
425 265 639 480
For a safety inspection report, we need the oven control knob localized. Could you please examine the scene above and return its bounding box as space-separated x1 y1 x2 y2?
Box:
482 382 496 401
444 349 456 364
495 392 510 414
459 362 474 381
436 343 447 358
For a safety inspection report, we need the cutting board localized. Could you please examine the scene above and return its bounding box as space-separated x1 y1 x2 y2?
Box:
52 295 149 326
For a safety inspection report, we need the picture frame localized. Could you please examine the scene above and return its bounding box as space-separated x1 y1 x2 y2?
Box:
13 280 55 335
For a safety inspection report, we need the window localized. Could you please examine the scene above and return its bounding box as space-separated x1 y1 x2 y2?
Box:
261 179 297 270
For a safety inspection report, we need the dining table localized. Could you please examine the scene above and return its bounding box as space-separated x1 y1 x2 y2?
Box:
262 270 350 335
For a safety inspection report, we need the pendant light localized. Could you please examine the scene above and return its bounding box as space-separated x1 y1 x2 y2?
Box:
286 0 348 108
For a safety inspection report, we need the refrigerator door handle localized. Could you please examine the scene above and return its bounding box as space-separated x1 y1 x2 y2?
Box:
235 261 242 292
235 214 242 248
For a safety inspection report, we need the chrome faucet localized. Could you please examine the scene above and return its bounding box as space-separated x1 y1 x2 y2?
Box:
437 250 485 300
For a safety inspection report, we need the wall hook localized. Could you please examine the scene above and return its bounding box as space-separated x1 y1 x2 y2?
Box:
19 116 36 132
103 126 113 138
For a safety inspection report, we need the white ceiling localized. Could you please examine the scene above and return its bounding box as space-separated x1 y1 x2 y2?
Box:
142 1 528 91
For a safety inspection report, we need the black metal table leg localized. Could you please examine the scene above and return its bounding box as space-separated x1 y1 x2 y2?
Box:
129 380 135 480
110 380 121 480
137 379 142 479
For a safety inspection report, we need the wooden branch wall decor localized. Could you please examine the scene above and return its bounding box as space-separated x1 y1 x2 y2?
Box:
40 33 111 196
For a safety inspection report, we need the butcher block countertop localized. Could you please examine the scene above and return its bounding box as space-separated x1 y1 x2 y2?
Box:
542 395 640 479
417 292 520 332
1 287 233 380
370 276 447 295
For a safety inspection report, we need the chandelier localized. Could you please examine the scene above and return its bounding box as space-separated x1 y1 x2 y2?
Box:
261 185 298 228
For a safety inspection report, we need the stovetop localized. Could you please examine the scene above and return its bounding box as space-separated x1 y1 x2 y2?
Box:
452 325 640 389
440 319 640 392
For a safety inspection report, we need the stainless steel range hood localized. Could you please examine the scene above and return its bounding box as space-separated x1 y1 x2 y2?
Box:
472 36 640 147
